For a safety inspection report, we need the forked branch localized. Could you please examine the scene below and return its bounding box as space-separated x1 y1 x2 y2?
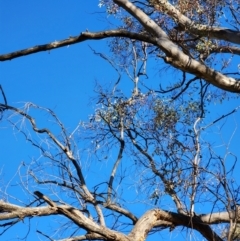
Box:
113 0 240 92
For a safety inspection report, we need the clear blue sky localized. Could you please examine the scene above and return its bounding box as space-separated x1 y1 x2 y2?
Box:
0 1 240 241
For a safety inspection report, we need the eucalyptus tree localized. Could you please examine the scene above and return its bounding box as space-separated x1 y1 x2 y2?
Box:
0 1 240 241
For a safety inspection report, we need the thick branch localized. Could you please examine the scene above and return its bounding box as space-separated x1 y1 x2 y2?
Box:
57 206 129 241
153 209 224 241
0 200 129 241
0 200 58 220
153 210 240 240
113 0 240 92
0 30 156 61
1 22 240 93
2 199 238 241
199 211 240 224
129 208 240 241
152 0 240 44
210 46 240 56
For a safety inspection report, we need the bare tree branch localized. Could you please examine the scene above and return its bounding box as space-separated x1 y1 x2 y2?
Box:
2 198 237 241
0 200 58 220
0 30 156 62
34 191 57 207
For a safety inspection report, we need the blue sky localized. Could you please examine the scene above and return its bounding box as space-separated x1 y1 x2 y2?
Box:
1 1 240 241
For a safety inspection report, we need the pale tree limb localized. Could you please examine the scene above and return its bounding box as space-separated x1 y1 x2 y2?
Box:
0 200 128 241
210 46 240 56
107 138 125 202
128 209 225 241
1 199 239 224
190 117 202 216
0 11 239 93
113 0 240 92
153 210 224 241
2 199 240 241
150 0 240 44
0 200 58 220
